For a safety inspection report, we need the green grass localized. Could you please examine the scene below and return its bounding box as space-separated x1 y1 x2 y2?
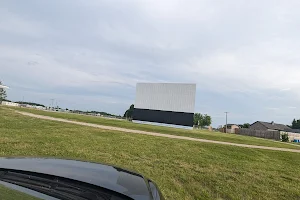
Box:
0 184 39 200
9 106 300 150
1 107 300 199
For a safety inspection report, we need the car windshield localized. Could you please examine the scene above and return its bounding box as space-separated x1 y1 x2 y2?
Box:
0 168 130 200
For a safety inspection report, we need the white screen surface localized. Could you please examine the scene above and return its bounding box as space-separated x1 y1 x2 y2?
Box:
135 83 196 113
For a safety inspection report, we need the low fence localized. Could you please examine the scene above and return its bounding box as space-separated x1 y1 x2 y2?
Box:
235 128 281 140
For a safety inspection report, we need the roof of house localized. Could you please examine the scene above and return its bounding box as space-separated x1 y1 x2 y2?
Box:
254 121 291 131
290 129 300 133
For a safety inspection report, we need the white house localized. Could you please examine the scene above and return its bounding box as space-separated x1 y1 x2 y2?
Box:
1 101 19 107
33 106 45 110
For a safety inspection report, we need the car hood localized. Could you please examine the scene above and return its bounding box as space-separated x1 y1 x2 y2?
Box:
0 158 152 200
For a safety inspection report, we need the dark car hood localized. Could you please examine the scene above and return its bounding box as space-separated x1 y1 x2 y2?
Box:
0 158 152 200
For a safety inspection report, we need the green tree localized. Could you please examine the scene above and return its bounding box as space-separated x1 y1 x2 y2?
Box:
194 113 212 128
240 123 250 128
0 81 7 102
291 119 300 129
193 113 201 125
292 119 296 128
281 133 289 142
124 104 134 119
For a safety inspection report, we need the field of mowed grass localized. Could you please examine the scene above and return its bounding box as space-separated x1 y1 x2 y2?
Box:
1 107 300 199
0 184 39 200
9 107 300 150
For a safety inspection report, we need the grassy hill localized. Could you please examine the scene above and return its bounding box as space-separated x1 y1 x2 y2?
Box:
1 107 300 199
9 107 300 150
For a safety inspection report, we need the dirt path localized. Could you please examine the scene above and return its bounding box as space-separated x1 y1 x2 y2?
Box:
17 111 300 153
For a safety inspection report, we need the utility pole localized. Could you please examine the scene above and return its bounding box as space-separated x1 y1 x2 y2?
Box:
225 112 229 133
50 99 54 109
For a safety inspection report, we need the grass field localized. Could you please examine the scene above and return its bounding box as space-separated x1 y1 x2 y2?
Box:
0 184 39 200
0 185 39 200
9 107 300 150
1 107 300 199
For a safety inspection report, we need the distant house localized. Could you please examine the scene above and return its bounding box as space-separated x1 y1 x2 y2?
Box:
33 106 45 110
1 101 19 107
225 124 240 133
22 104 33 108
250 121 291 132
250 121 300 141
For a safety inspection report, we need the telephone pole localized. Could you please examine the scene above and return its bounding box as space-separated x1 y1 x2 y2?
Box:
225 112 229 133
50 99 54 108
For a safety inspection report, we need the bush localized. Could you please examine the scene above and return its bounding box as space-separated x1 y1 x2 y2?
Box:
281 133 289 142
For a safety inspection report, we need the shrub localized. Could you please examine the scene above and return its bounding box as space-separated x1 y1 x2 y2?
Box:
281 133 289 142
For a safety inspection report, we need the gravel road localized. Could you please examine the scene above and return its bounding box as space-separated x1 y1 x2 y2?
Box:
17 111 300 153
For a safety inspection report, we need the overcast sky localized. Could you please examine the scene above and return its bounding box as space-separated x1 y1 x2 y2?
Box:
1 0 300 127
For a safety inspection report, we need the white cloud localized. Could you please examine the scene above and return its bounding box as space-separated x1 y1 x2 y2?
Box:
280 88 291 91
1 0 300 125
0 10 49 38
265 107 279 110
136 0 215 22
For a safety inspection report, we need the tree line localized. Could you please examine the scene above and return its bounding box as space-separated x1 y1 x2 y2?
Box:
0 81 7 102
193 113 211 128
15 101 45 107
292 119 300 129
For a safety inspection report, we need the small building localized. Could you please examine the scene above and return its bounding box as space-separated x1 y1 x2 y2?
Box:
22 104 33 108
33 106 45 110
225 124 240 133
1 101 19 107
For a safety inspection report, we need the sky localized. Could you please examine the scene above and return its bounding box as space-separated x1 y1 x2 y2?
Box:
1 0 300 127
